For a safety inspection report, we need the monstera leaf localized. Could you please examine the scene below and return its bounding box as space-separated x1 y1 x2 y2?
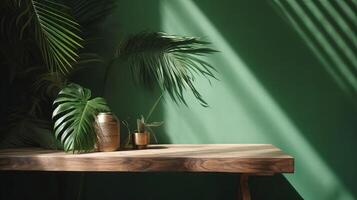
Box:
52 83 110 153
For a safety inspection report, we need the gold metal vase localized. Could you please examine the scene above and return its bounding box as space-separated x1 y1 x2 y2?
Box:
95 112 120 152
133 132 150 149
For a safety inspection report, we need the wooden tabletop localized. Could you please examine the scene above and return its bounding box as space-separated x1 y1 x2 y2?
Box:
0 144 294 173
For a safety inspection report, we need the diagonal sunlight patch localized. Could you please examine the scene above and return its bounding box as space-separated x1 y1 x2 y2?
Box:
274 0 357 99
160 0 355 199
272 0 352 96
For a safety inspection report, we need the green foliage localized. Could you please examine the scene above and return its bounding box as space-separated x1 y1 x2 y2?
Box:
0 115 60 149
117 32 218 107
136 115 164 133
52 83 110 153
132 115 161 145
1 0 217 151
0 67 65 149
1 0 111 76
136 115 163 133
29 0 83 75
0 0 112 149
63 0 116 27
4 67 63 119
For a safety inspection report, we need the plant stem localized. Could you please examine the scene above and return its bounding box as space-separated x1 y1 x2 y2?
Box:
146 93 164 121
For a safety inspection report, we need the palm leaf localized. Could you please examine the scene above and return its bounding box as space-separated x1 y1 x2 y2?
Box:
28 0 83 75
63 0 116 27
70 53 104 73
1 0 38 77
117 32 218 107
0 115 60 149
52 83 110 153
31 70 67 108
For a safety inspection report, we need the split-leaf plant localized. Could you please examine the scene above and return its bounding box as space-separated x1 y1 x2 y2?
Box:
0 0 218 153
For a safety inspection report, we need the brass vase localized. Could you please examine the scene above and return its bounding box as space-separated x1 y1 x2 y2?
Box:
95 112 120 152
133 132 150 149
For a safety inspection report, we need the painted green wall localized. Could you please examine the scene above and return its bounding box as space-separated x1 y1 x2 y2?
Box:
1 0 356 200
79 0 357 199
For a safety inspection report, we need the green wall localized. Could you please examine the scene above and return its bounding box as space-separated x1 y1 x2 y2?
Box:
1 0 356 200
81 0 357 199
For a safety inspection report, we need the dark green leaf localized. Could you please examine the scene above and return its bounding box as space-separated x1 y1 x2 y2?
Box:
117 32 218 107
30 0 83 75
52 83 110 153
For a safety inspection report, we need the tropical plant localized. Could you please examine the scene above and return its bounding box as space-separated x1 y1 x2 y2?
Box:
1 0 218 152
0 0 114 149
0 68 66 149
122 94 164 147
116 32 218 107
1 0 114 74
122 116 162 147
1 0 83 74
52 83 110 153
137 115 162 140
0 115 61 149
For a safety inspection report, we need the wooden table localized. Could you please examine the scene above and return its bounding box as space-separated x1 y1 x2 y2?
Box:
0 144 294 200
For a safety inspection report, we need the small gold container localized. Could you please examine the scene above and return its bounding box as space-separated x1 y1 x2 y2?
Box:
95 112 120 152
133 132 150 149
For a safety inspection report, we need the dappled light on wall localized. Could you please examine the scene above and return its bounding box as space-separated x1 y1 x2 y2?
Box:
160 0 355 199
274 0 357 99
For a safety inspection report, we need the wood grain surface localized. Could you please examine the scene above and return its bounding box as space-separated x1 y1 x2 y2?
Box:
0 144 294 173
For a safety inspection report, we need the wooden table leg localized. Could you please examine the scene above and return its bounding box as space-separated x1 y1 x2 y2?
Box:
238 174 251 200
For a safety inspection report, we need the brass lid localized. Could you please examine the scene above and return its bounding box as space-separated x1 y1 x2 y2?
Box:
96 112 117 123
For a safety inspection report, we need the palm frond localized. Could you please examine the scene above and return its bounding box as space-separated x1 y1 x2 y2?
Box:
1 0 22 9
28 0 83 75
63 0 116 27
69 53 104 73
117 32 218 107
1 1 38 74
0 114 60 149
52 83 110 153
32 70 67 102
3 66 58 119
